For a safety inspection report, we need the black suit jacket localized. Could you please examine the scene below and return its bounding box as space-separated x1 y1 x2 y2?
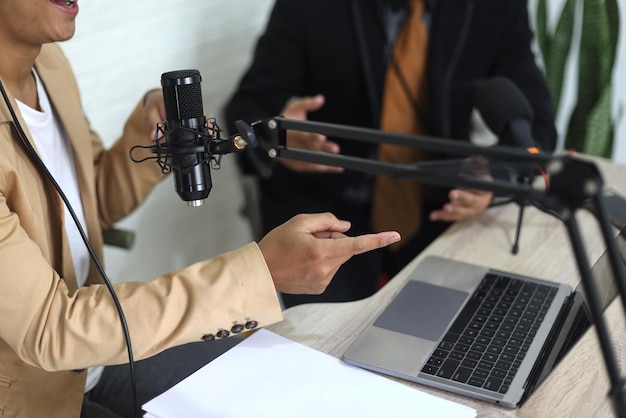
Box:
225 0 556 239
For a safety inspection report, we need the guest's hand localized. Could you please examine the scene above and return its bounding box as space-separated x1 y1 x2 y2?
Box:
277 95 343 173
429 188 492 222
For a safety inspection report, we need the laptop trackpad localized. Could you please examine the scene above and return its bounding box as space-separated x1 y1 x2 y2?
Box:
373 281 468 341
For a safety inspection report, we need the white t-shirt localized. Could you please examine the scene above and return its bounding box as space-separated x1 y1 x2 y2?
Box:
16 70 104 393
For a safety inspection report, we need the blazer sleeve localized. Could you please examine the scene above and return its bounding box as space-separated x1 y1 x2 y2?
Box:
92 96 167 229
225 0 306 124
0 213 283 372
224 0 309 174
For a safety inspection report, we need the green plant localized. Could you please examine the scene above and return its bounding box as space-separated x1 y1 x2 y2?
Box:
535 0 620 158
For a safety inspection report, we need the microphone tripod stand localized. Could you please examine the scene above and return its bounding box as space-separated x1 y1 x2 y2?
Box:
511 173 535 255
512 198 525 254
236 116 626 417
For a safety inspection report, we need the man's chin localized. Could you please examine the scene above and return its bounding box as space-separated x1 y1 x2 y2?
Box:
51 26 77 43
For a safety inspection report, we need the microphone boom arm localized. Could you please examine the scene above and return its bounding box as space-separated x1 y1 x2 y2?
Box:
248 116 551 196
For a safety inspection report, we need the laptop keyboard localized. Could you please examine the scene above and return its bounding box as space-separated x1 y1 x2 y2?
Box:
421 273 558 394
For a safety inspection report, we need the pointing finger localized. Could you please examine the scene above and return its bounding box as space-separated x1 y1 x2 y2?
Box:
330 231 401 257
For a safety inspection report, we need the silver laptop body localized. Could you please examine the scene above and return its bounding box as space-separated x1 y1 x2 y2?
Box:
342 255 590 408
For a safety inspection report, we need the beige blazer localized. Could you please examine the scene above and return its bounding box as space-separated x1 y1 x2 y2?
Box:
0 43 282 417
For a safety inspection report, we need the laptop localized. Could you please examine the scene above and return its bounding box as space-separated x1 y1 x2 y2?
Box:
342 231 625 408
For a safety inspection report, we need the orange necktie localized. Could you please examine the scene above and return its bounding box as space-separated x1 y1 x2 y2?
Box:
371 0 429 249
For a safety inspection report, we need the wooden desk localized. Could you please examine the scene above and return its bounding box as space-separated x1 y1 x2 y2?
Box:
267 156 626 417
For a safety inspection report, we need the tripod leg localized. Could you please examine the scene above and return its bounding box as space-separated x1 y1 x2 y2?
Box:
512 203 525 254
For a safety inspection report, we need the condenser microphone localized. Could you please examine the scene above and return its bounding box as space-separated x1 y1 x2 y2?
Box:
130 69 247 207
161 69 212 207
474 77 540 155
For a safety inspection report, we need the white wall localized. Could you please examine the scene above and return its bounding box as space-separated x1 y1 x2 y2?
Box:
60 1 273 283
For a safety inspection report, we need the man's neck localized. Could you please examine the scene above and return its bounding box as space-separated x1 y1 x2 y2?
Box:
0 44 42 109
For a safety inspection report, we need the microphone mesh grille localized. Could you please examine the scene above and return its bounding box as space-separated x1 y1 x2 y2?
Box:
161 70 204 121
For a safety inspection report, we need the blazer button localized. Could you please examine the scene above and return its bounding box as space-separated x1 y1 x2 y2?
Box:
216 329 230 339
201 334 215 341
245 320 258 330
231 324 245 334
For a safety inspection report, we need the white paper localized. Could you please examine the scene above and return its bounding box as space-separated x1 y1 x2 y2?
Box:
143 329 476 418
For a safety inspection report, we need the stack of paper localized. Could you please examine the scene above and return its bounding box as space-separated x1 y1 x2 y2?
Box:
143 329 476 418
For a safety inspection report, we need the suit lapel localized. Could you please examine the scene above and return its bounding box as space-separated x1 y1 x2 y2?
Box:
427 0 474 137
34 50 94 195
350 0 387 126
34 46 96 291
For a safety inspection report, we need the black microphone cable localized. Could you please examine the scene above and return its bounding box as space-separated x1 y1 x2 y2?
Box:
0 79 139 418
